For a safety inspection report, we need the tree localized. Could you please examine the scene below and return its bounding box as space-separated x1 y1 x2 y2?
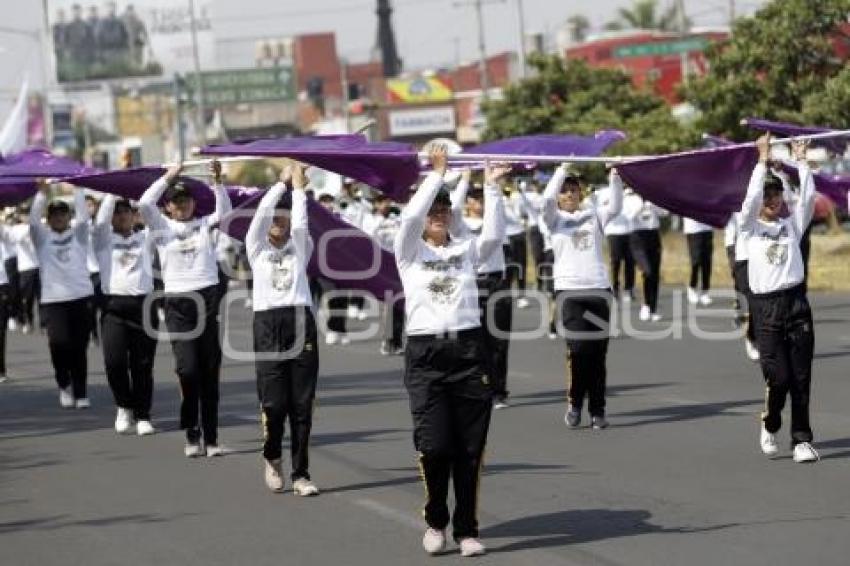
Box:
481 54 699 180
604 0 684 32
684 0 850 139
566 14 591 44
802 65 850 128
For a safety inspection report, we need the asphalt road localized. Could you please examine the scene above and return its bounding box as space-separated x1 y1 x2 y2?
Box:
2 289 849 566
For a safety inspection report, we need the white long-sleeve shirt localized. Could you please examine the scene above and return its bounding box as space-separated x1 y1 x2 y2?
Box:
29 190 94 303
598 187 633 236
246 183 313 312
92 195 155 296
683 218 713 235
139 176 231 294
449 176 506 275
543 168 623 291
395 171 505 336
9 223 39 271
0 226 10 286
624 194 666 231
741 162 815 295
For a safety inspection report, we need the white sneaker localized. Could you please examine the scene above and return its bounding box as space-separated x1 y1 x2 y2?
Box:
0 374 7 383
346 305 359 319
687 287 699 304
379 341 391 355
244 298 253 309
59 387 75 408
340 335 351 345
185 442 205 458
493 398 510 410
356 310 368 321
114 408 134 434
699 293 713 306
745 339 760 362
292 478 320 497
136 420 156 436
650 313 662 322
264 459 284 492
7 318 17 332
421 528 446 555
760 425 779 457
516 297 530 309
22 323 32 334
639 305 651 321
325 331 340 345
206 444 228 458
74 397 90 409
459 537 486 557
547 332 558 340
792 442 819 463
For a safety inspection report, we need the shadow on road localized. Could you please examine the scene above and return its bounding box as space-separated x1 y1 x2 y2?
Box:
510 383 673 408
613 399 761 428
482 508 736 553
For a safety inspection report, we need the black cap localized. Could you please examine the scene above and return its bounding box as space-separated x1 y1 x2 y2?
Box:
763 174 784 195
467 187 484 201
163 181 193 202
47 200 71 216
114 198 134 213
432 189 452 208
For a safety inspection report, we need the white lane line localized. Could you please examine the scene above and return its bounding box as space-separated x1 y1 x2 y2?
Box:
350 497 422 531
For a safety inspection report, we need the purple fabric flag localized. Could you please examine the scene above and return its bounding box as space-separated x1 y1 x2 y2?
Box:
219 195 403 303
743 118 848 153
0 148 100 179
617 144 759 228
778 163 850 213
66 167 261 215
463 130 627 157
0 178 37 207
200 135 421 203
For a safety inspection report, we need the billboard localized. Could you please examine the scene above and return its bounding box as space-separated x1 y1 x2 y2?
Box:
47 0 214 83
389 106 456 138
386 76 453 104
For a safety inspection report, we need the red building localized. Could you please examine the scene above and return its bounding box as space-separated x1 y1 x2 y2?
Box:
566 30 729 103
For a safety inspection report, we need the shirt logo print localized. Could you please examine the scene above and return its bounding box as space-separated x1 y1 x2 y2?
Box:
427 275 459 305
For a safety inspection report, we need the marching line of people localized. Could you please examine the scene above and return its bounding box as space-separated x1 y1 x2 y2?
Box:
0 134 824 558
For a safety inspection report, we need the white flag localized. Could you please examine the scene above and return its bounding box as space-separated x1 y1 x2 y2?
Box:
0 78 29 157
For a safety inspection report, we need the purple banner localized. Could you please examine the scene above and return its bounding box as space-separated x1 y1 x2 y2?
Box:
201 135 421 203
464 130 627 157
743 118 848 153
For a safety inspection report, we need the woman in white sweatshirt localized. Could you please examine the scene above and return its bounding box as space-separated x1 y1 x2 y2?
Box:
542 166 623 430
245 164 320 497
395 147 506 557
29 184 94 408
139 160 231 458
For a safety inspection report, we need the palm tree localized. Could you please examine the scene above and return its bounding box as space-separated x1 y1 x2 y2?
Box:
604 0 689 32
566 14 591 44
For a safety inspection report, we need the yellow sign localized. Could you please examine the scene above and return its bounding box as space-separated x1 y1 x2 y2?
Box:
386 77 453 104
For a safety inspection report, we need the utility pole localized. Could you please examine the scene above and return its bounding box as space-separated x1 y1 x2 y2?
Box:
173 73 187 162
677 0 689 87
454 0 504 100
515 0 527 79
339 58 351 133
188 0 206 145
729 0 736 29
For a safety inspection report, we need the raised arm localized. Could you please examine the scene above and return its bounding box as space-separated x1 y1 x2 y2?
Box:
206 159 232 226
139 164 181 232
597 168 624 227
92 194 116 251
541 165 567 230
739 135 771 234
449 169 472 239
289 165 312 262
72 189 90 245
475 163 509 264
791 141 815 235
245 180 287 260
29 184 49 247
394 147 447 265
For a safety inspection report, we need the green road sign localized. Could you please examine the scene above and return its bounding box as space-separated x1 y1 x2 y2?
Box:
613 38 709 59
187 67 297 105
